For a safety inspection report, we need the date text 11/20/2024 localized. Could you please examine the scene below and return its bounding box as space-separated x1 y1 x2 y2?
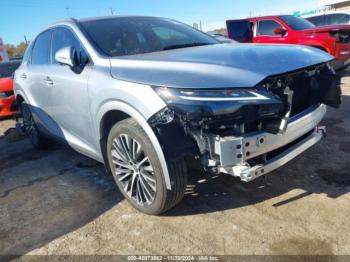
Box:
127 255 220 261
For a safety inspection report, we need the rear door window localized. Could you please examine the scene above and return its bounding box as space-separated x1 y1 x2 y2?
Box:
257 20 282 36
22 42 33 64
31 30 52 65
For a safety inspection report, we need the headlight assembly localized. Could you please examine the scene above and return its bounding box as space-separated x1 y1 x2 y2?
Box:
153 86 270 103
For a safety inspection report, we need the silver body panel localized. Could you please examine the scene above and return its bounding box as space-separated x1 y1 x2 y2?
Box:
14 17 332 190
110 44 333 88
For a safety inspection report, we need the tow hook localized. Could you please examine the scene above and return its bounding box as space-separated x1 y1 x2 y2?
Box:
279 86 294 134
316 126 327 138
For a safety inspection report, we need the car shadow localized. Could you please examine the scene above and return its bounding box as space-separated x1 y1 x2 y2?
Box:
0 94 349 255
338 67 350 77
0 131 123 256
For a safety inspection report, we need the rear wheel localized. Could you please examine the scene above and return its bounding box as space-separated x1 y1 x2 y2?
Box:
106 118 187 215
20 102 52 149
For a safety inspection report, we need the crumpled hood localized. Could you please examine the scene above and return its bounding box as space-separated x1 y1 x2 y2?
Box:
110 43 333 89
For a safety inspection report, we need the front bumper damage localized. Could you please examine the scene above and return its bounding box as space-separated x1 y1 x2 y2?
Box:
216 104 326 181
149 63 340 183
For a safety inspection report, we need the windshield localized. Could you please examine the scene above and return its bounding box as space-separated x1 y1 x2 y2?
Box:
279 15 316 30
80 17 219 57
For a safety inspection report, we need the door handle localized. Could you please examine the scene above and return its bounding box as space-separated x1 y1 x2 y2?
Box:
20 73 27 79
44 77 54 86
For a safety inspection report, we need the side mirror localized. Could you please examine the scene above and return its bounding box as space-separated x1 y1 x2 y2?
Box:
55 46 77 67
274 27 287 36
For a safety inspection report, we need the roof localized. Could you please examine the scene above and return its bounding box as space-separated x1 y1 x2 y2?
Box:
49 15 167 27
77 15 163 23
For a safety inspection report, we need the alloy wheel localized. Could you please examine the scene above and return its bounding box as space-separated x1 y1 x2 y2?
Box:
111 134 156 206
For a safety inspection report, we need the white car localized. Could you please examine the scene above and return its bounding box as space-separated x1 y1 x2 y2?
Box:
303 11 350 26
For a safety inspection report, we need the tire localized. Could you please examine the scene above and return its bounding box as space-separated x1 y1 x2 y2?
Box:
106 118 187 215
20 102 53 149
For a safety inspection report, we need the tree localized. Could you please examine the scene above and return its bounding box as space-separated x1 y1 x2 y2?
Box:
4 41 29 58
4 44 15 57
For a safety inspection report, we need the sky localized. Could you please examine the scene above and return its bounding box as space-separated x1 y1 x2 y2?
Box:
1 0 320 45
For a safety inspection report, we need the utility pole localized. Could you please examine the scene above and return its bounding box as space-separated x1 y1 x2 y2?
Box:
24 35 28 45
66 7 71 17
109 7 115 15
199 20 202 31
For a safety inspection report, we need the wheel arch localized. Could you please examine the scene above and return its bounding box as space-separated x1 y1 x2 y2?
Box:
15 91 27 106
13 92 27 112
96 101 172 190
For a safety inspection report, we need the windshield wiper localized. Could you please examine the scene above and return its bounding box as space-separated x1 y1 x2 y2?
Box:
163 42 212 51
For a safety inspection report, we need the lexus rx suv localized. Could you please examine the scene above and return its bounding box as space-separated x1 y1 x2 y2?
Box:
14 16 341 215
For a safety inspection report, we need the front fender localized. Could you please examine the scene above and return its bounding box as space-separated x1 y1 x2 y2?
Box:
95 100 172 190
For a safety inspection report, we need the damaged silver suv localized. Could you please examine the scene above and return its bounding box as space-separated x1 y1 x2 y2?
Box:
14 16 341 215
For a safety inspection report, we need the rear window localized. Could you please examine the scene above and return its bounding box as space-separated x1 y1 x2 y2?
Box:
0 61 21 78
279 15 315 30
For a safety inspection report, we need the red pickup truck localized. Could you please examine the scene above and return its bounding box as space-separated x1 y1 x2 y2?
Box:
226 15 350 69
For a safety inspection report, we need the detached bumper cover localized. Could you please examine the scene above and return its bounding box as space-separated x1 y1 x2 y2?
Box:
215 104 327 181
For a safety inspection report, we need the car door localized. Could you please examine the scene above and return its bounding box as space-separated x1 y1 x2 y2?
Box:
48 27 94 151
18 29 59 134
226 20 254 43
254 19 288 44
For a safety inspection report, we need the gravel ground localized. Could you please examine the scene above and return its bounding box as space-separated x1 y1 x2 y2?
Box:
0 75 350 256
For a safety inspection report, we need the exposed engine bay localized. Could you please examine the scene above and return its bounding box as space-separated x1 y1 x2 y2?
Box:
149 62 341 182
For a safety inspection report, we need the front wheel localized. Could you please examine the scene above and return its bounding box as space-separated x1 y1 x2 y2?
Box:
106 118 187 215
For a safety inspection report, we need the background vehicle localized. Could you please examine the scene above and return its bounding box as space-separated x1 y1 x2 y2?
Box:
0 37 9 63
207 32 237 43
14 16 340 215
0 60 21 118
304 11 350 26
226 15 350 69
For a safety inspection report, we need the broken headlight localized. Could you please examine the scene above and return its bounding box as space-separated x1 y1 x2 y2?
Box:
150 107 175 125
153 87 270 103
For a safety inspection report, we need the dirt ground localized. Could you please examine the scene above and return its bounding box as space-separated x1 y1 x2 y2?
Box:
1 74 350 257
